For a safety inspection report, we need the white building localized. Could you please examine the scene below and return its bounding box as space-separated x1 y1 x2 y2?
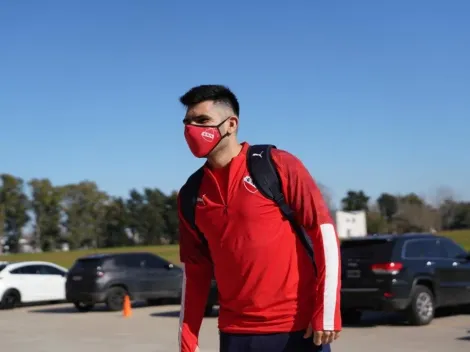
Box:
335 210 367 239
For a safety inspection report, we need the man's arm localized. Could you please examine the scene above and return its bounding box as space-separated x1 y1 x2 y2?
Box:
271 149 342 332
178 194 213 352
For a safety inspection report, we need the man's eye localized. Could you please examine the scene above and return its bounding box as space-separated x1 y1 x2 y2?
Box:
195 118 210 125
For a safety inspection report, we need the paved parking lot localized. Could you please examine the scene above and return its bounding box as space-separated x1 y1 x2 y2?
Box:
1 303 469 351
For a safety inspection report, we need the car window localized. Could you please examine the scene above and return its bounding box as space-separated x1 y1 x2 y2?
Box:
10 265 41 274
115 254 144 268
71 258 104 272
440 239 467 259
404 239 442 258
341 239 395 261
39 265 66 275
143 254 168 269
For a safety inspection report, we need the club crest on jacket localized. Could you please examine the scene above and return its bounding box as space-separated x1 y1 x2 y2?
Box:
243 176 258 193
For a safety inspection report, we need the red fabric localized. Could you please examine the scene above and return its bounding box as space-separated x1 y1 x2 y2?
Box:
178 143 341 352
184 124 222 157
210 163 230 201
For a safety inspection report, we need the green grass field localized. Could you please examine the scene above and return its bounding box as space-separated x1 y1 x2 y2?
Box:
1 229 469 268
439 229 470 250
0 245 180 268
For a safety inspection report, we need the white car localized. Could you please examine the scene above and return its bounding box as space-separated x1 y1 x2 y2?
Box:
0 260 68 309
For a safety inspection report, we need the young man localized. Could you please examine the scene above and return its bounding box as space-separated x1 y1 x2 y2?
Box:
178 85 341 352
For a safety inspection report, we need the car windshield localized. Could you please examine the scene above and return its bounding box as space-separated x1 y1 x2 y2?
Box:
0 264 7 273
341 239 395 261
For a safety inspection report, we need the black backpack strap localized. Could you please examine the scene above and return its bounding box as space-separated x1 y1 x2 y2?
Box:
179 166 207 246
246 145 315 267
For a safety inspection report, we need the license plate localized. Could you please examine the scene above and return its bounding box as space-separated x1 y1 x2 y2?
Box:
347 270 361 278
72 276 82 281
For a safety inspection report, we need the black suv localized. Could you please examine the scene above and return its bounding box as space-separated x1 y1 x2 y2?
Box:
340 233 470 325
66 252 218 314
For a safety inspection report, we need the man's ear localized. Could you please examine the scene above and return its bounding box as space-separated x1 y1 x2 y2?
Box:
227 116 239 135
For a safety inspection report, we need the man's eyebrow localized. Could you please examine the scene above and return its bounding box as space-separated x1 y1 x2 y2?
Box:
194 114 212 119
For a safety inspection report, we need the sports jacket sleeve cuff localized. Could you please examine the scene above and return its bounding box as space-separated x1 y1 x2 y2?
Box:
179 263 212 352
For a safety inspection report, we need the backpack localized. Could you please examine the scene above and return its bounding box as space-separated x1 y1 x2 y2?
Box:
179 144 315 267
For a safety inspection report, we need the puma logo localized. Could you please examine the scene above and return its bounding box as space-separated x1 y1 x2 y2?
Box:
252 151 263 158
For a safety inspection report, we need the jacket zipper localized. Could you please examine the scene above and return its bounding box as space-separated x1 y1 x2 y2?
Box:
207 169 228 214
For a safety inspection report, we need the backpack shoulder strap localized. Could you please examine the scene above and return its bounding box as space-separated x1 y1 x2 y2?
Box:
179 166 207 246
246 145 315 263
246 144 280 200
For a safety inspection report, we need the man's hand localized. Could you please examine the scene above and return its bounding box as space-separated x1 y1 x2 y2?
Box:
303 324 340 345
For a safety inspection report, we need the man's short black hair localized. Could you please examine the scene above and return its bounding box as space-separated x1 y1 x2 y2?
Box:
179 85 240 116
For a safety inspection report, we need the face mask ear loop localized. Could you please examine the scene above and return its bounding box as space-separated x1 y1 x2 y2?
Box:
217 116 235 139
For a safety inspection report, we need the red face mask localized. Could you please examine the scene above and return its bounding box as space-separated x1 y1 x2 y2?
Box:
184 119 229 158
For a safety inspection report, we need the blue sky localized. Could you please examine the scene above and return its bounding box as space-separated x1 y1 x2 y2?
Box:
1 0 469 207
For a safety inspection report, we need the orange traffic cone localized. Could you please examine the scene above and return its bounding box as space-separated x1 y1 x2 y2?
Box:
123 295 132 318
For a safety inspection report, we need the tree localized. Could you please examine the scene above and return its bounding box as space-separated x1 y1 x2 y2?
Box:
60 181 108 249
29 178 62 251
101 197 130 247
341 190 370 211
0 203 5 254
0 174 30 252
163 191 179 244
126 188 168 245
377 193 398 221
366 209 389 234
432 186 456 207
126 189 146 244
398 193 424 206
393 194 441 233
140 188 167 245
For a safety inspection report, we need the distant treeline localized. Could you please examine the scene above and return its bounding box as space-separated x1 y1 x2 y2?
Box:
0 174 469 253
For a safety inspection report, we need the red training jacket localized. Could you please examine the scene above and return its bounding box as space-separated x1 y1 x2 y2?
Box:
178 142 341 352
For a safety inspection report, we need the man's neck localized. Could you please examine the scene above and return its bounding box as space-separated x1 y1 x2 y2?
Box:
207 141 243 168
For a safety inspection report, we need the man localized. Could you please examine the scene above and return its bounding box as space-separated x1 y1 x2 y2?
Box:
178 85 341 352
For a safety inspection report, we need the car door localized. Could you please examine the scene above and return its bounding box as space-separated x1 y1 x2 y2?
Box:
7 266 33 302
439 238 470 305
38 264 67 301
403 238 455 306
142 254 181 298
116 254 148 298
9 265 47 302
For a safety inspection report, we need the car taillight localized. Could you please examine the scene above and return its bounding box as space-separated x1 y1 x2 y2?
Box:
96 270 104 277
371 262 403 275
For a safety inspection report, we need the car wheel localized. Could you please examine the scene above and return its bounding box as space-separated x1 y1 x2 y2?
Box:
0 289 20 310
341 309 363 325
106 286 127 311
407 285 435 326
73 301 94 312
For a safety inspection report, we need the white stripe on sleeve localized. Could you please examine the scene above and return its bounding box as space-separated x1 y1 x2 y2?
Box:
320 223 340 330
